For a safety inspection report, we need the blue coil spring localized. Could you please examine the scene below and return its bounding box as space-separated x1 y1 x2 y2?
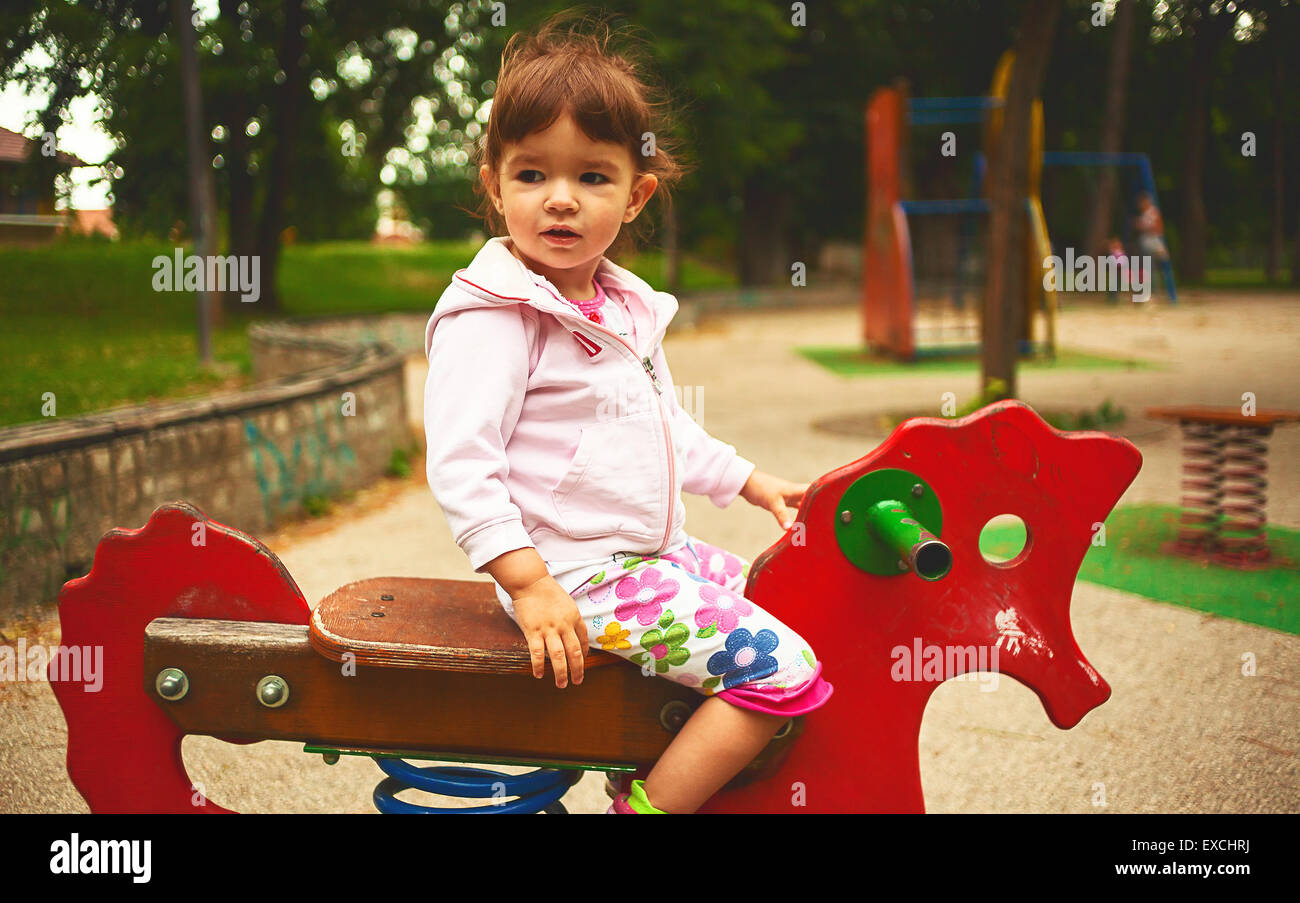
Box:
372 757 583 814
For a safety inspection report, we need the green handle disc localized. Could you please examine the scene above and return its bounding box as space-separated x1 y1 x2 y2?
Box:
834 468 951 580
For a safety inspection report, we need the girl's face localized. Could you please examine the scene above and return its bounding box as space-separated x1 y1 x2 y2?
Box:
482 111 657 294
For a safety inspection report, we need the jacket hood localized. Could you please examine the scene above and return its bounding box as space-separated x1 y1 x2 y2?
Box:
427 236 678 354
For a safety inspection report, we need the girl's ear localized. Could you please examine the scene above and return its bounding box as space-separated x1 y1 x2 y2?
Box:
480 164 503 213
623 172 659 223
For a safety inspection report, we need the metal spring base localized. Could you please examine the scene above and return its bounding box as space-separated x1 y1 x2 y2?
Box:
1173 421 1227 556
1172 421 1273 567
1217 425 1272 566
372 757 582 813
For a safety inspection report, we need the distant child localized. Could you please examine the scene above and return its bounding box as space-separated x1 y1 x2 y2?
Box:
1134 192 1177 301
1105 236 1128 304
423 11 832 814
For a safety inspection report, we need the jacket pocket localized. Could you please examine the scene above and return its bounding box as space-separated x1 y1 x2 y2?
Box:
551 409 664 540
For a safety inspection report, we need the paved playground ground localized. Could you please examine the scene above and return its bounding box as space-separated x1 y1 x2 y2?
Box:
2 289 1297 813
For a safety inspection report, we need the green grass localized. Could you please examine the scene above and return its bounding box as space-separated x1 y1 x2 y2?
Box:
1180 267 1297 290
797 345 1162 376
274 241 481 315
0 239 737 427
0 240 257 427
274 242 736 314
980 504 1298 634
623 249 736 292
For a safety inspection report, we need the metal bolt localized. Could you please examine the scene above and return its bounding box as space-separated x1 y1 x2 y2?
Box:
659 700 692 733
371 611 386 618
839 510 853 524
912 483 924 498
155 668 189 701
380 594 394 601
322 753 340 766
256 675 290 708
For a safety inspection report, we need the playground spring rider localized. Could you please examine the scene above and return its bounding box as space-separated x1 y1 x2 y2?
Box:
49 401 1141 813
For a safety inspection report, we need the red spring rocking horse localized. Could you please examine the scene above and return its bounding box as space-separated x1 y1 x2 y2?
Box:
48 400 1141 813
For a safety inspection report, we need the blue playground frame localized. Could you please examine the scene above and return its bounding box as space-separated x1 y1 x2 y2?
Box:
901 98 1177 308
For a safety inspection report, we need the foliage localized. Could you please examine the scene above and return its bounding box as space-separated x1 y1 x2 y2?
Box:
1042 397 1127 431
1 0 1294 275
958 377 1010 416
386 440 422 478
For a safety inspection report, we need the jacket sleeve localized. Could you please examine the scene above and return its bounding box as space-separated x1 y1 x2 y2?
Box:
425 304 537 571
648 340 755 508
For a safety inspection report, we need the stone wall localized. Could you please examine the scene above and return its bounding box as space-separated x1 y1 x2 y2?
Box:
0 317 416 620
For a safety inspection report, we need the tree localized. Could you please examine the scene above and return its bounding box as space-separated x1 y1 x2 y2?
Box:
173 0 220 360
982 0 1062 403
1177 0 1236 282
1257 0 1298 284
251 0 306 312
1 0 501 310
1083 0 1136 258
609 0 802 286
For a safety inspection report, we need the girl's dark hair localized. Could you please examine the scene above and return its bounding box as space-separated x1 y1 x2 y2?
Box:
469 8 692 260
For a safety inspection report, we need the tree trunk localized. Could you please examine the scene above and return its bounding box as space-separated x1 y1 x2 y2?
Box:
981 0 1062 402
738 173 792 286
227 124 255 255
254 0 307 312
220 0 256 314
1265 54 1284 283
1083 0 1135 257
663 201 681 294
173 0 220 360
1179 1 1231 284
1293 192 1300 286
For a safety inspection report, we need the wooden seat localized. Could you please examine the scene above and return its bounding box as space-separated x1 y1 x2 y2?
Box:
309 577 622 674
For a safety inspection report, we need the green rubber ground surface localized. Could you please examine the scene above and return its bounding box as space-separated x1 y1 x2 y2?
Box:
980 504 1299 635
797 345 1164 376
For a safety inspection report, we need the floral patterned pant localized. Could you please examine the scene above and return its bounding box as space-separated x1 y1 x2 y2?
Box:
567 535 822 698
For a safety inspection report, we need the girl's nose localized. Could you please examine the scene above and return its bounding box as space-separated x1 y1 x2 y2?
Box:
545 181 579 211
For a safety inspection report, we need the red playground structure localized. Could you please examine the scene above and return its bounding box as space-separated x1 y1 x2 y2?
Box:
49 401 1141 813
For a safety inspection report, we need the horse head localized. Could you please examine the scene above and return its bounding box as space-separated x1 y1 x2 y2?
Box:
701 400 1142 813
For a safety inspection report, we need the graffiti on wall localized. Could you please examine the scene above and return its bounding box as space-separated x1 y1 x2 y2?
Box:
1 489 74 599
244 400 358 525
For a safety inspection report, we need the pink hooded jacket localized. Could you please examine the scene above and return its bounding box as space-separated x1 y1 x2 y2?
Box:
424 237 756 575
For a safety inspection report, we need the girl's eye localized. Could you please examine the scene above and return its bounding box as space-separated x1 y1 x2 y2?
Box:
515 170 608 184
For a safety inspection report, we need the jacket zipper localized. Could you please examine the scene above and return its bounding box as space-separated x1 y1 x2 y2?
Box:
572 319 676 555
453 273 677 552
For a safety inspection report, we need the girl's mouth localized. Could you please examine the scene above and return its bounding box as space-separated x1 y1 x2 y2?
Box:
541 227 581 246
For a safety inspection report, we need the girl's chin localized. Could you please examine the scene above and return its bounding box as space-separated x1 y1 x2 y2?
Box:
523 241 600 262
509 233 610 266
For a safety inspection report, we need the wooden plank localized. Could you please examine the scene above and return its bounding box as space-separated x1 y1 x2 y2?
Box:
143 617 699 766
309 577 622 674
1145 406 1300 428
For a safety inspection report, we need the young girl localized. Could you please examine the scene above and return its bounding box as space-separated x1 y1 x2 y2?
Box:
424 12 832 814
1134 192 1177 302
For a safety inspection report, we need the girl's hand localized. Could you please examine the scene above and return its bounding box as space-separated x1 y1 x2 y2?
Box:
509 575 589 688
740 469 809 531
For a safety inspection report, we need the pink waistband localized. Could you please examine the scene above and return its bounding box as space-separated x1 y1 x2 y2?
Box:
715 661 834 716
